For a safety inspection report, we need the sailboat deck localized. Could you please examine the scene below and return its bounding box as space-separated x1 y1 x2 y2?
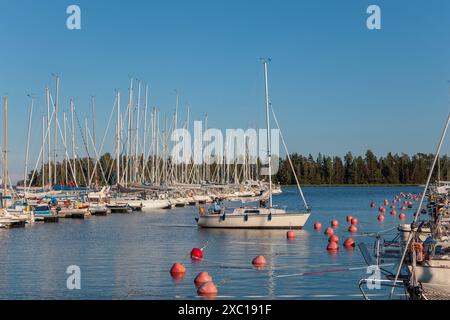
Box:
421 284 450 300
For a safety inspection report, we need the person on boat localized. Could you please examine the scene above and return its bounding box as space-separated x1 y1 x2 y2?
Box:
212 198 221 214
259 199 266 208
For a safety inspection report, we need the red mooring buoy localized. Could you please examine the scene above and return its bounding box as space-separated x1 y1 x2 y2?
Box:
343 238 356 248
351 217 358 225
331 219 339 228
327 241 339 251
252 255 267 267
390 210 397 216
170 262 186 276
287 230 296 239
346 215 353 223
197 281 218 296
324 227 334 236
191 247 204 260
348 225 358 233
194 272 212 287
314 222 322 230
399 213 406 220
378 214 385 222
329 235 339 243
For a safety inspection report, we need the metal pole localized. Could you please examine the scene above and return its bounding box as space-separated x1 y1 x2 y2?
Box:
263 60 273 208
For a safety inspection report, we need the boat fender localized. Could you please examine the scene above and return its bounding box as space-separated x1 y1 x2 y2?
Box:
244 214 248 222
268 213 272 221
221 213 226 221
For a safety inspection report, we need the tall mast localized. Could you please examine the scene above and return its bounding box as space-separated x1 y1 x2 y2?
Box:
116 91 121 185
263 60 273 208
135 80 141 182
85 116 90 186
70 99 76 184
46 87 51 186
53 75 60 186
126 78 133 186
3 96 8 198
24 95 34 191
143 85 148 181
63 111 68 185
42 115 45 189
91 96 97 185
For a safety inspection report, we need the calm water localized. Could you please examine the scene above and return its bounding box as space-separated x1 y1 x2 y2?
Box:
0 186 421 300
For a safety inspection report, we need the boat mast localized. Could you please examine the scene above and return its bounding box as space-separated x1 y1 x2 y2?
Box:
70 99 76 185
263 59 273 208
63 111 68 185
143 85 148 182
135 80 141 182
46 86 51 186
91 96 97 185
42 115 45 189
53 75 60 186
3 96 8 199
116 91 121 185
24 95 34 191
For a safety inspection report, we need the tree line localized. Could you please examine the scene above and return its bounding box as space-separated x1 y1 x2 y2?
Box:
276 150 448 185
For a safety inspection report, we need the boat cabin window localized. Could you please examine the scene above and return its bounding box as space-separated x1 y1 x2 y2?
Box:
244 210 260 214
35 206 50 211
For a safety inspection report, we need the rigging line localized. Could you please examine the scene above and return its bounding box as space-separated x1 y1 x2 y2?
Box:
26 106 56 190
87 95 117 184
390 112 450 298
86 127 108 185
48 94 79 186
270 103 309 210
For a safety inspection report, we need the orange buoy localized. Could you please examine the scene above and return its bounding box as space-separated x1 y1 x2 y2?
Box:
377 214 385 222
348 225 358 233
329 235 339 243
197 281 218 296
324 227 334 236
331 219 339 228
287 230 296 239
170 262 186 276
343 238 355 248
191 247 204 260
399 213 406 220
350 217 358 225
252 255 267 267
390 210 397 216
327 241 339 251
194 272 212 287
346 215 353 223
314 222 322 230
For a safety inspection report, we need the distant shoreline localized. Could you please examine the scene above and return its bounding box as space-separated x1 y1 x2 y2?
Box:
282 184 421 187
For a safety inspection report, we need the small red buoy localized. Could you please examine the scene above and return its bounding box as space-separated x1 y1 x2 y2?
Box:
329 235 339 243
384 199 389 206
348 225 358 233
287 230 296 239
331 219 339 228
391 205 395 209
324 227 334 236
170 262 186 276
197 281 218 296
370 202 375 208
314 222 322 230
377 214 385 222
252 255 266 267
346 215 353 223
191 247 204 260
343 238 356 248
401 206 406 210
399 213 406 220
390 210 397 216
327 241 339 251
351 217 358 225
194 272 212 287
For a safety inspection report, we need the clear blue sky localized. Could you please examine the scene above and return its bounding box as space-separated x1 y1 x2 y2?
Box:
1 0 449 181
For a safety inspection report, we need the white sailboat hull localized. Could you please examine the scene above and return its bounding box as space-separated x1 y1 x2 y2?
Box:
409 261 450 289
197 212 310 229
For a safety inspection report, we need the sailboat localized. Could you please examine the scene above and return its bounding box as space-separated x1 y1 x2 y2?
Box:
197 60 311 229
